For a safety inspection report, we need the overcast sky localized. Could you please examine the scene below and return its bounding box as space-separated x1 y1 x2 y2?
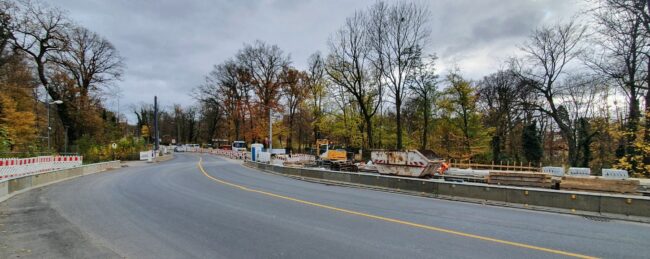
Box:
50 0 588 122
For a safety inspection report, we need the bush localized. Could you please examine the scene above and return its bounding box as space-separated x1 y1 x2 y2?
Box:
80 136 148 163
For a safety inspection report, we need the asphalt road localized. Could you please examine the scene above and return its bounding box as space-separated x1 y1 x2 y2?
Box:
2 153 650 259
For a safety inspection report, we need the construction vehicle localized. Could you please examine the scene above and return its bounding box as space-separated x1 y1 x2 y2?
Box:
315 139 357 171
371 150 446 178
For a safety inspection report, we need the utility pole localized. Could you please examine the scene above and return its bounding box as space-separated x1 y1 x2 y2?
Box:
64 126 69 153
269 107 272 151
154 96 159 152
46 98 63 151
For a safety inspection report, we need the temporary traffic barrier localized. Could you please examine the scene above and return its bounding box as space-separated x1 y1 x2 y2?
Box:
0 155 83 182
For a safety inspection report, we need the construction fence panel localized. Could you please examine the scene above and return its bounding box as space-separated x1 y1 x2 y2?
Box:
0 155 83 183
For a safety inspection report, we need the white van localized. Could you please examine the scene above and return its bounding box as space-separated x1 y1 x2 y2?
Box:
232 141 246 152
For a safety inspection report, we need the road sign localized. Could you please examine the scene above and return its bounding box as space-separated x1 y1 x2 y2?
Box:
111 143 117 149
141 125 150 137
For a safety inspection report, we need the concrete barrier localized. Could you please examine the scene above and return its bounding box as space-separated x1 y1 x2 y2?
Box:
0 160 121 203
244 161 650 222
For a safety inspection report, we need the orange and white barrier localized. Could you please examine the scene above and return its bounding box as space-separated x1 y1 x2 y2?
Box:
0 155 82 182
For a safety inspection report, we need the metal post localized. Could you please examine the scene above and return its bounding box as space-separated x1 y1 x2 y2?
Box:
154 96 159 153
64 126 69 153
269 107 272 151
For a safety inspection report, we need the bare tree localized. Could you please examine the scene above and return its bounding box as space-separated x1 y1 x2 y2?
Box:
408 54 438 149
587 0 647 154
0 0 13 67
478 69 527 162
367 1 430 149
197 60 243 141
305 52 328 142
513 20 587 166
326 11 382 151
556 73 604 167
54 25 123 96
6 0 69 93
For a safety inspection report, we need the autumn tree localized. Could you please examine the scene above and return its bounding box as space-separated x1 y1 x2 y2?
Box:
0 52 38 152
6 0 69 120
280 67 308 152
52 25 123 143
237 40 290 145
438 72 490 159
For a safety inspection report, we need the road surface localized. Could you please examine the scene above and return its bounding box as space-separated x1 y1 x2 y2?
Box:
1 153 649 258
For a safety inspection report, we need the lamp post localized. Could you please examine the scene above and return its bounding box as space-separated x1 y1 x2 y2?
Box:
47 99 63 150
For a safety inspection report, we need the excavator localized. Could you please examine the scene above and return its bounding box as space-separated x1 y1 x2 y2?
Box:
315 139 357 171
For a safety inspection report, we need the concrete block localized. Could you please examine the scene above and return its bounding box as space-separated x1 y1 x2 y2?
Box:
599 196 650 217
354 174 377 186
32 172 57 186
437 182 456 196
301 169 324 179
8 177 32 194
395 178 425 193
0 181 7 197
68 167 83 177
285 167 301 176
513 190 600 212
451 184 507 201
254 163 650 221
374 176 398 189
322 172 351 182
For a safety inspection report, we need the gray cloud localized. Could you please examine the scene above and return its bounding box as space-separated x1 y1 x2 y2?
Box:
49 0 585 122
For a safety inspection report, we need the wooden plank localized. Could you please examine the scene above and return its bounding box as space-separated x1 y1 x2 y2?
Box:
560 176 640 193
487 171 554 188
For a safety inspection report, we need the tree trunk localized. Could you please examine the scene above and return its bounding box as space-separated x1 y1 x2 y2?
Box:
627 87 640 156
396 98 403 150
365 118 373 158
421 106 429 150
643 62 650 167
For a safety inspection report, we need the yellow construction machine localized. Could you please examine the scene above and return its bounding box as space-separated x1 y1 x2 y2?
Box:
315 139 356 171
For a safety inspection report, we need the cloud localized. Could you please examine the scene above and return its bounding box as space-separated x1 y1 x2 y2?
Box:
49 0 585 122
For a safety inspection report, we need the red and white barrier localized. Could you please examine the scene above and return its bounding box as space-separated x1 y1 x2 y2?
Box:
192 148 316 165
0 155 83 182
193 148 250 161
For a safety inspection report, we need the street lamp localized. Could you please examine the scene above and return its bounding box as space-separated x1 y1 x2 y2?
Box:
47 99 63 150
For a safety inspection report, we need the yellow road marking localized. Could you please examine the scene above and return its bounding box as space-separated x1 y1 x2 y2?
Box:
197 156 598 259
